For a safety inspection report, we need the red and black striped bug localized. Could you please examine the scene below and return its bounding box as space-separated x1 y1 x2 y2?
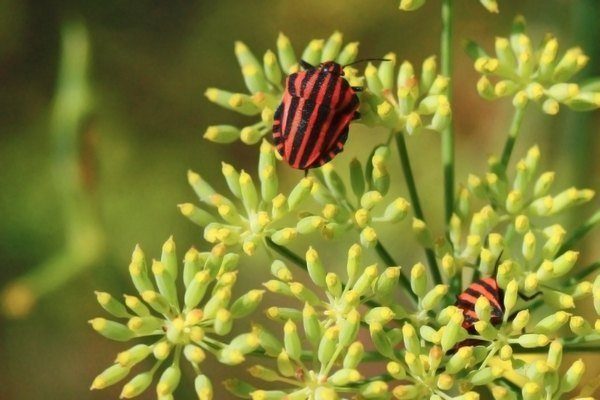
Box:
273 59 385 172
454 255 541 347
456 277 505 333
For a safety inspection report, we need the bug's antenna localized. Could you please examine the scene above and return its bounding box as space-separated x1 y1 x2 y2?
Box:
343 58 390 68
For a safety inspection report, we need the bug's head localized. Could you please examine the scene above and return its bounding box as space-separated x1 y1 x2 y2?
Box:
320 61 344 76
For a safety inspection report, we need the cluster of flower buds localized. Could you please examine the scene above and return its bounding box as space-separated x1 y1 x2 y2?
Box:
227 307 389 399
441 146 594 290
89 238 263 399
302 150 410 245
265 244 404 324
469 16 600 114
399 0 499 13
181 140 319 254
360 52 452 135
204 31 359 145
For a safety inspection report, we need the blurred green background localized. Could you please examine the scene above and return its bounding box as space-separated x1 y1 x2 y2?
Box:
1 1 599 399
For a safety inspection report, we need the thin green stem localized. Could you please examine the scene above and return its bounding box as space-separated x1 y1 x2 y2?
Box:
441 0 454 223
500 106 527 172
395 133 442 286
374 241 418 305
265 237 307 272
558 209 600 255
572 261 600 282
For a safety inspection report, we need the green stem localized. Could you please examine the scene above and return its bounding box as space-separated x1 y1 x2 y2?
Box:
265 237 307 272
558 209 600 255
441 0 454 223
395 133 442 286
500 106 527 172
374 241 418 305
572 261 600 282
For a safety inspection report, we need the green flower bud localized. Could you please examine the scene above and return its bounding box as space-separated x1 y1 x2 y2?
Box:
544 289 575 309
120 371 153 398
402 323 421 354
283 320 302 360
516 334 549 348
302 303 322 347
263 280 293 297
95 291 130 319
346 158 366 200
194 375 213 400
570 316 593 335
560 359 585 394
442 313 466 352
276 33 297 74
547 341 563 370
89 318 134 342
184 271 211 310
270 260 292 282
521 382 542 400
399 0 426 11
422 285 449 311
289 282 320 305
181 249 205 288
90 363 130 390
474 321 498 340
360 226 378 248
446 346 473 374
248 365 280 382
535 311 570 333
521 231 536 261
271 227 297 246
183 344 206 365
429 101 451 132
500 344 513 361
566 91 600 111
335 41 358 65
404 352 425 376
231 289 264 319
156 364 181 396
369 322 394 358
542 98 560 115
151 260 178 309
365 62 384 96
259 162 278 203
346 244 362 284
179 202 217 228
251 390 288 400
328 368 362 386
128 245 154 296
503 280 519 316
542 233 563 259
376 267 401 303
513 90 529 109
469 366 503 386
511 309 530 332
203 287 232 319
266 306 301 321
412 218 433 248
461 234 482 261
152 341 172 360
553 47 585 82
128 316 163 335
375 52 396 91
474 296 492 322
301 39 324 66
288 178 312 210
203 125 240 144
477 76 495 100
343 341 364 369
361 381 388 399
325 273 342 298
218 347 245 366
365 307 395 326
318 326 340 365
252 324 282 357
553 187 595 214
352 264 378 296
392 384 421 399
204 89 260 115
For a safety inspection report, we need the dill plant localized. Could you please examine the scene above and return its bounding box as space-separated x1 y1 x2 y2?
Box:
89 2 600 399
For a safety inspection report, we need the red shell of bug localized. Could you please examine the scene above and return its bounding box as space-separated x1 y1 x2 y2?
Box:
272 61 359 171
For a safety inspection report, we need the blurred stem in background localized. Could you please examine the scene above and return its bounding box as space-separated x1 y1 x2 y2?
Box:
561 0 600 223
441 0 454 224
1 20 104 318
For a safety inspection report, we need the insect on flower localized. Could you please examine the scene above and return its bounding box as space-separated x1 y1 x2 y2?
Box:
273 59 386 173
456 254 541 335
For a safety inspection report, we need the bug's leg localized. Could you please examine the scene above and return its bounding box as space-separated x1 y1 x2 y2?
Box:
351 86 363 92
300 60 315 70
518 291 543 301
304 169 309 178
352 111 361 121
